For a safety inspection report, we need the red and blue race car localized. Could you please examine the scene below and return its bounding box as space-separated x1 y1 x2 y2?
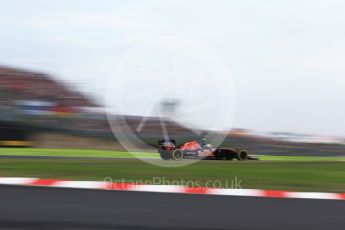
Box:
158 139 258 161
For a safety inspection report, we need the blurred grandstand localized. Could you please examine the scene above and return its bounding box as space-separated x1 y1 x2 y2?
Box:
0 65 198 149
0 65 106 146
0 65 344 156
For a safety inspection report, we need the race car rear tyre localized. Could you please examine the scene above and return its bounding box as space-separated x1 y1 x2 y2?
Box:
171 149 184 161
160 151 171 160
236 150 248 161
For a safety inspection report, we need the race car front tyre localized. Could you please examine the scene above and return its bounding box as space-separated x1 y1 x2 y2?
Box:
236 150 248 161
171 149 184 160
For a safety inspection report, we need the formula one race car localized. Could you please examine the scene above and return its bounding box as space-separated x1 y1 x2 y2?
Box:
158 139 258 161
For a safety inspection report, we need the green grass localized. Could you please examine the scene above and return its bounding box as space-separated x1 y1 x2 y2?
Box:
0 148 344 162
260 155 345 162
0 148 158 159
0 155 345 192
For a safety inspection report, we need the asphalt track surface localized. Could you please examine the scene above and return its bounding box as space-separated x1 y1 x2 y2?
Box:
0 185 345 230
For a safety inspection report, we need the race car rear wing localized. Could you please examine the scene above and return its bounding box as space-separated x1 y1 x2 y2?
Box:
158 139 176 146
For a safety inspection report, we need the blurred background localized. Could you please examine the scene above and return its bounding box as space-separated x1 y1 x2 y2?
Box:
0 0 344 156
0 64 344 156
